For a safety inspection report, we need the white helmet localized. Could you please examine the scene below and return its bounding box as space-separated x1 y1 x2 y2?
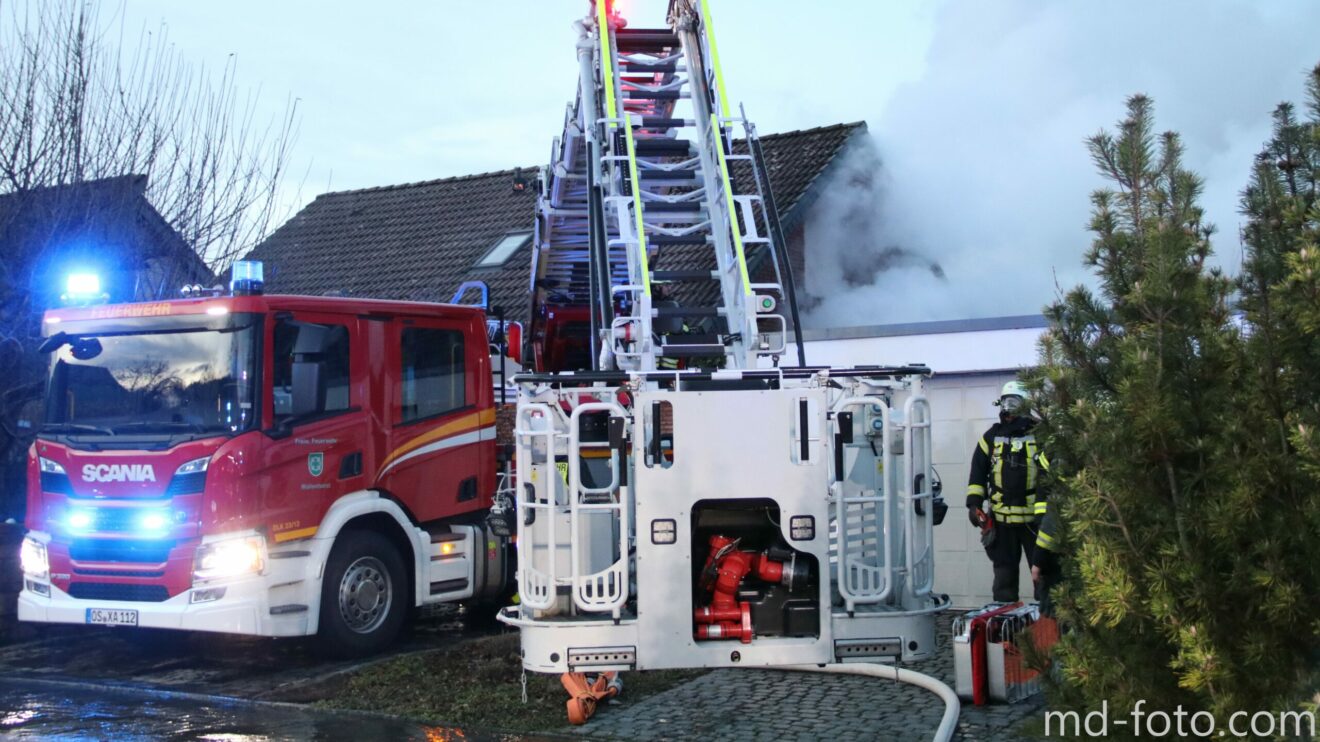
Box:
1000 380 1028 399
998 380 1028 413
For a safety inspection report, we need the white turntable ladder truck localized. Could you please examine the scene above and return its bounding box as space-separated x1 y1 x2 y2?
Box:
503 0 950 682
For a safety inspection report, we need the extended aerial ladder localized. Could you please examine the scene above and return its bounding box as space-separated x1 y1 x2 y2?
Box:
531 0 803 372
506 0 948 683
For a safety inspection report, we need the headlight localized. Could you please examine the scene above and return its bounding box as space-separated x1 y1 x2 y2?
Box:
137 509 171 534
167 456 211 496
38 458 73 495
66 508 94 532
175 457 210 475
20 537 49 580
193 535 264 582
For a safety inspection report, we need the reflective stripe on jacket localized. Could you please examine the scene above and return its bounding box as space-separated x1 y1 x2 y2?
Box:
966 417 1049 524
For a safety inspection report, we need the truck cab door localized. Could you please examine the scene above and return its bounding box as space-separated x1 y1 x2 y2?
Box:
258 313 370 544
378 318 489 523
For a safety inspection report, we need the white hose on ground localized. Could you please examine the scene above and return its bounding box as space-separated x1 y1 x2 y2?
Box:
780 663 961 742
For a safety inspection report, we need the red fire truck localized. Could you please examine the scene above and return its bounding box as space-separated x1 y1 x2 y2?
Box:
17 267 515 656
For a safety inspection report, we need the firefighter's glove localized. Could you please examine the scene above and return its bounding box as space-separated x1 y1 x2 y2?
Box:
1033 547 1060 575
967 506 987 528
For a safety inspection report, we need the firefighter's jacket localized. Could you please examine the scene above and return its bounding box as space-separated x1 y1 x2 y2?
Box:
965 416 1050 525
1033 499 1060 570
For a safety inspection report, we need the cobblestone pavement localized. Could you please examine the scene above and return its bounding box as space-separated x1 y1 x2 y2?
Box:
564 612 1044 741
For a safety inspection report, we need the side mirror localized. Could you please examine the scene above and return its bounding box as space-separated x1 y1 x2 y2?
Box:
38 332 70 354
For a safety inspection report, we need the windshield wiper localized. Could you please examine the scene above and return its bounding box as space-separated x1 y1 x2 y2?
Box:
111 421 207 435
42 422 116 436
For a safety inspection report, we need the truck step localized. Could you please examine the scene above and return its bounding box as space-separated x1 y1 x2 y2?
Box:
423 525 477 604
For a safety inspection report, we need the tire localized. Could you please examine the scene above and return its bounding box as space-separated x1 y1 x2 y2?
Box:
316 529 408 658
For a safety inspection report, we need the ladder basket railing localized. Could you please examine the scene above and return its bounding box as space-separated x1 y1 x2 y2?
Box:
833 396 893 611
903 394 936 597
515 403 560 610
568 401 631 618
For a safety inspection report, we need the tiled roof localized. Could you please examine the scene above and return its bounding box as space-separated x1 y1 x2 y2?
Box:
734 121 867 235
244 122 867 324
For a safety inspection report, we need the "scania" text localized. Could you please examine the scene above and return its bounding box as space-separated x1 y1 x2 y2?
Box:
82 464 156 483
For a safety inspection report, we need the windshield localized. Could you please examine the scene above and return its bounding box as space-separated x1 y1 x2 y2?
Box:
43 315 260 439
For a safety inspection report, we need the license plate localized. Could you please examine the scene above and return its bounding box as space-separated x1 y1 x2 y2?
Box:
85 608 139 627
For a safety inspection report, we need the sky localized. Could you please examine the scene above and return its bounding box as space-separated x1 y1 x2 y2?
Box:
111 0 1320 325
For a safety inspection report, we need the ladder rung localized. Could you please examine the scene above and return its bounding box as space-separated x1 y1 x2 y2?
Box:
621 62 680 73
659 345 727 358
633 138 692 155
647 235 709 245
614 30 681 49
639 117 691 128
662 332 722 345
654 306 720 317
644 202 703 213
624 90 683 101
639 170 696 181
651 269 716 281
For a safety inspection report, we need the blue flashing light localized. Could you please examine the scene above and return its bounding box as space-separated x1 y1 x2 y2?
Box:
230 260 264 295
62 273 108 306
138 511 169 533
67 509 93 531
67 273 100 295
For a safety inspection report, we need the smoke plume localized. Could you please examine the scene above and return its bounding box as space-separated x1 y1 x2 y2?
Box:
802 0 1320 328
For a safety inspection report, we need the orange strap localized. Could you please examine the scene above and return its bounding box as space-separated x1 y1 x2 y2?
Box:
561 671 622 725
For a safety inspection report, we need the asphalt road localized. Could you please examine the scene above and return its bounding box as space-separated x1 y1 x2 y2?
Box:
0 677 451 741
0 604 493 700
0 605 542 740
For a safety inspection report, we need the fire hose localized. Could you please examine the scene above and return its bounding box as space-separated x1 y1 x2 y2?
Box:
780 663 960 742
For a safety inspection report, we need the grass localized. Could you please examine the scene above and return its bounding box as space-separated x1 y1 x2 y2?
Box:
315 631 704 733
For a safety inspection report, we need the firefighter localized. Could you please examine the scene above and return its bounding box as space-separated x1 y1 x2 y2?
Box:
966 380 1050 603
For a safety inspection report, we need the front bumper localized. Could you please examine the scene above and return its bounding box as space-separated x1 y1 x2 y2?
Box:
18 533 322 638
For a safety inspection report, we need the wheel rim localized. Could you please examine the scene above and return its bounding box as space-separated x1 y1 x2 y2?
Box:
337 555 392 634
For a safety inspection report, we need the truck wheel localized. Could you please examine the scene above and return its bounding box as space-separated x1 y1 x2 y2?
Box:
317 529 407 658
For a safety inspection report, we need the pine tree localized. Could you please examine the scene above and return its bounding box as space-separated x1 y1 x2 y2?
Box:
1234 64 1320 708
1034 87 1320 727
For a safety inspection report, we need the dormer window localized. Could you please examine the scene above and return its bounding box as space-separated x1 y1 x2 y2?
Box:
475 232 532 268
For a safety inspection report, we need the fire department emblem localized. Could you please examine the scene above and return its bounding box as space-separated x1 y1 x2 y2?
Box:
308 452 325 477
